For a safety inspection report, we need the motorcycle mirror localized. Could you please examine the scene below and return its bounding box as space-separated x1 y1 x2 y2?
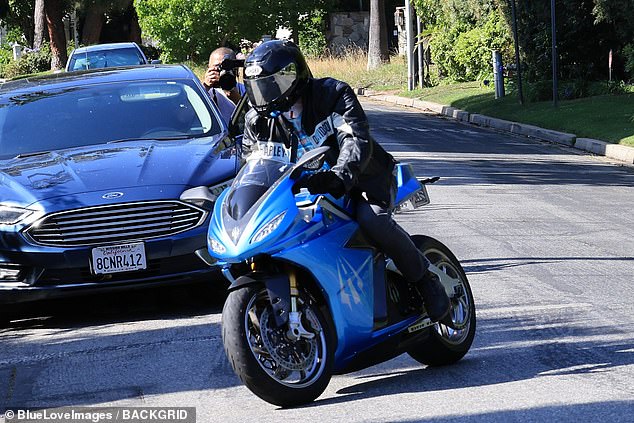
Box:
290 146 330 180
302 154 326 170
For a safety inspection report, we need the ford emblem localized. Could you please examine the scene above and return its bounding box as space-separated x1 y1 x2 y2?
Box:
102 192 124 199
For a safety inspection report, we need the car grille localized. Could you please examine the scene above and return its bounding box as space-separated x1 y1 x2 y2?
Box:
27 201 207 247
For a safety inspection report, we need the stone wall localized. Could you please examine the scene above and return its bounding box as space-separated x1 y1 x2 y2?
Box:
326 12 369 54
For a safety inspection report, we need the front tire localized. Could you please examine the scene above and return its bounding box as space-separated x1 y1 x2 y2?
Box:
221 285 334 407
407 235 476 366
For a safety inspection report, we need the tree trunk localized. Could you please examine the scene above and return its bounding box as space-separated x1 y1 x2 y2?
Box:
34 0 46 49
367 0 390 70
129 7 142 44
45 0 67 70
81 6 106 45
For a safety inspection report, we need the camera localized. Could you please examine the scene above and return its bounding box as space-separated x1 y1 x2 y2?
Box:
220 58 245 70
218 57 245 91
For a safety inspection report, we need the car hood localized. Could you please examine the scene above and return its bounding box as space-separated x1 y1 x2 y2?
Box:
0 137 236 208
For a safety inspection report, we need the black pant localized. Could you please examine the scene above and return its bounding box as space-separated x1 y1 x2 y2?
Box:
356 196 429 283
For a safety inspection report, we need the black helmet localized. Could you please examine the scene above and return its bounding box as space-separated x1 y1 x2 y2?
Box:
243 40 311 116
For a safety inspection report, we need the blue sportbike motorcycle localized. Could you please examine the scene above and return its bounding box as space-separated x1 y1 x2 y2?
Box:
205 145 476 407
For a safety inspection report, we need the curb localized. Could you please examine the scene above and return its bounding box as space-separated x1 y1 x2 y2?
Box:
356 88 634 165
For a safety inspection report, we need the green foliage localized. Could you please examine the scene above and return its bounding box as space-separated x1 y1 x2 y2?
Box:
4 26 27 45
593 0 634 42
2 0 35 46
134 0 332 62
133 0 225 62
414 0 512 82
415 0 634 84
453 12 510 81
624 44 634 77
299 9 327 58
0 43 51 79
0 47 12 66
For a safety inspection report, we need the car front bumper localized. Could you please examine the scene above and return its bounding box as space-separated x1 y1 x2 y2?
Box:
0 229 218 305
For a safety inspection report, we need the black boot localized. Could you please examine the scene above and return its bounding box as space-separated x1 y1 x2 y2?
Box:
417 270 453 325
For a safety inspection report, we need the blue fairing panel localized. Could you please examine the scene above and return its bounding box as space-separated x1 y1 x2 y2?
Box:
275 222 376 363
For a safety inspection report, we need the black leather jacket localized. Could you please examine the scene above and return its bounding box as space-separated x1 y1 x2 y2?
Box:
243 77 396 207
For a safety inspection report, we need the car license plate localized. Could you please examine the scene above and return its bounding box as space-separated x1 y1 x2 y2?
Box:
91 242 147 275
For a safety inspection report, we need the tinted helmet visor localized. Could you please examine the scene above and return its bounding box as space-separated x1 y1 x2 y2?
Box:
245 63 297 112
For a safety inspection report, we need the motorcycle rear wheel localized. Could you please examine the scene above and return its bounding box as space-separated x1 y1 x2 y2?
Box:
222 284 334 407
407 235 476 366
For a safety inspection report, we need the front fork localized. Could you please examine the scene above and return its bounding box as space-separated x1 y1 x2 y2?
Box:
225 264 316 341
286 269 315 341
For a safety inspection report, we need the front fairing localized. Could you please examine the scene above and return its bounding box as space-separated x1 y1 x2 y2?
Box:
207 146 334 262
207 173 301 262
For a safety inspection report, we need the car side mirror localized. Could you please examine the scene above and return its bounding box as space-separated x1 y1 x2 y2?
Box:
150 59 162 64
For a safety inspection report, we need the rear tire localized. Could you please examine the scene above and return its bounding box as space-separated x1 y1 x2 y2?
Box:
222 285 334 407
0 314 10 328
407 235 476 366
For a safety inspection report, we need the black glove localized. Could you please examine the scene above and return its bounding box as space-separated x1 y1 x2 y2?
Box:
297 171 346 198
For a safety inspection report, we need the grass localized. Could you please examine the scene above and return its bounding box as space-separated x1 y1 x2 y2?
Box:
187 61 206 81
308 51 407 91
306 54 634 147
399 82 634 147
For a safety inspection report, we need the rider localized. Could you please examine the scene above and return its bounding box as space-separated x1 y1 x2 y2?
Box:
241 39 452 324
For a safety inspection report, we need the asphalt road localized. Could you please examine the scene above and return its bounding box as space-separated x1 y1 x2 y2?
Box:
1 99 633 422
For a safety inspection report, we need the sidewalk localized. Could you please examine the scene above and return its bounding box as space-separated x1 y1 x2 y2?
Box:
356 88 634 165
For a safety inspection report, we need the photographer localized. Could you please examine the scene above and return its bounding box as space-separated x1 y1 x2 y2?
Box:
203 47 246 105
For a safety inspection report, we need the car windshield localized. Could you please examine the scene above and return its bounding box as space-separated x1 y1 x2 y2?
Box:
68 47 145 71
0 79 222 159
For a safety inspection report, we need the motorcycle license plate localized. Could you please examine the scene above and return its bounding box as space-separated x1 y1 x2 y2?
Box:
91 242 147 275
412 186 430 208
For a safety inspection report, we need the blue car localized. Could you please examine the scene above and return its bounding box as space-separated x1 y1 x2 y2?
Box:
0 65 242 309
65 42 161 71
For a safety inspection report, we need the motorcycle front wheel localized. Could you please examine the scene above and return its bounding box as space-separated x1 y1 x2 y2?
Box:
221 284 334 407
407 235 476 366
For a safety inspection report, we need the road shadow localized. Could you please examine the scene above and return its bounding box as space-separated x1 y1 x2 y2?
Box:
364 107 634 188
406 156 634 187
0 278 227 330
0 280 236 412
461 256 634 274
295 312 633 410
395 400 634 422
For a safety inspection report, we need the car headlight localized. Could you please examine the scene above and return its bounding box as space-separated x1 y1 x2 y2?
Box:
209 236 226 254
0 205 33 225
251 211 286 244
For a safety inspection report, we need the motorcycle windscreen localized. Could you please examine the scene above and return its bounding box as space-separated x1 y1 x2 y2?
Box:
226 158 287 220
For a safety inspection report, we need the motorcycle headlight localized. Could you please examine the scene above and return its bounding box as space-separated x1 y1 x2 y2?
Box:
209 236 226 254
0 205 33 225
251 211 286 244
